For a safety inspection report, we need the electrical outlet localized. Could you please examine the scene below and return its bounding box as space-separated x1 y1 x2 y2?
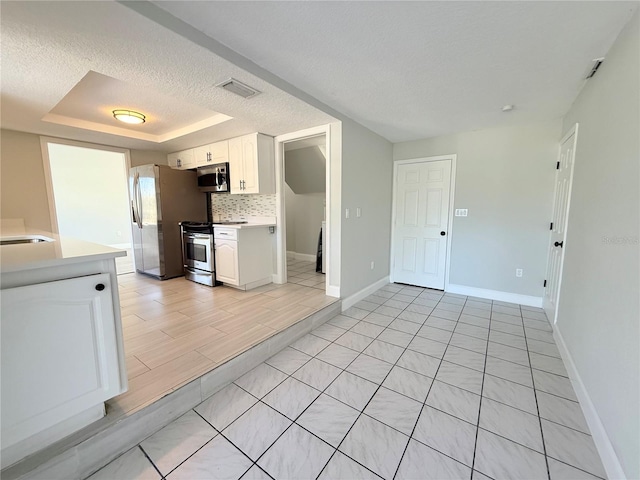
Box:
455 209 468 217
516 268 523 278
370 261 375 270
345 208 350 219
116 230 122 237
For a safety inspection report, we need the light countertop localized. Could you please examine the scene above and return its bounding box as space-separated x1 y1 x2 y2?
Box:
212 222 275 230
1 228 126 274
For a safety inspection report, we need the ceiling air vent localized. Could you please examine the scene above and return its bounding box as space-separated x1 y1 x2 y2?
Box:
586 57 605 79
216 78 261 99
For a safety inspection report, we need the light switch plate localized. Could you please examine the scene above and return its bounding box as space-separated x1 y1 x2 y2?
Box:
455 209 468 217
345 208 350 219
356 207 361 218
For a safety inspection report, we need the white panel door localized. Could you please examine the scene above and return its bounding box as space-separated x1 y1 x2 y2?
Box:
544 126 578 324
392 160 452 289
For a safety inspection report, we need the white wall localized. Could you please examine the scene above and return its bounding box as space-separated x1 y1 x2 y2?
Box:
341 119 394 298
394 120 561 298
557 11 639 479
48 143 131 246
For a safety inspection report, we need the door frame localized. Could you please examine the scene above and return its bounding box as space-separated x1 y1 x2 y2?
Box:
390 154 457 290
543 123 579 325
40 136 132 235
274 124 340 298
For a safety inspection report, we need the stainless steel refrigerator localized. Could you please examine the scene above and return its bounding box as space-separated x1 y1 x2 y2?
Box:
129 164 206 279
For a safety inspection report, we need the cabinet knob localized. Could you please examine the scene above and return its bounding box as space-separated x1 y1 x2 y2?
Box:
95 283 105 291
440 231 446 236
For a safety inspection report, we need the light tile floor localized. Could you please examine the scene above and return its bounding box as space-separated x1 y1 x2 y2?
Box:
92 284 606 480
110 267 335 415
286 258 325 290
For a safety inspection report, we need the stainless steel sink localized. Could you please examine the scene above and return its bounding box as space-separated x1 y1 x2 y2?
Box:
0 235 54 246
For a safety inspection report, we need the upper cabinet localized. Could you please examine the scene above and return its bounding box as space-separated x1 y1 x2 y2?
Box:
167 133 274 194
167 149 195 170
228 133 275 194
194 140 229 168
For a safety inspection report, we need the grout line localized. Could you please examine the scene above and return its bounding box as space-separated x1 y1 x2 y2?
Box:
520 304 553 480
469 295 492 478
391 292 470 479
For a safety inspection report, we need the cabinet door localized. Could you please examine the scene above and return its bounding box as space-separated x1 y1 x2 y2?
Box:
228 137 244 194
0 274 122 448
210 140 229 164
178 149 196 169
193 145 212 167
168 149 195 170
241 134 259 193
215 239 239 285
167 152 180 169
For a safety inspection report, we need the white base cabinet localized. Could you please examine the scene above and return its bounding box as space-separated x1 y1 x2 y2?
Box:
214 227 273 289
1 258 127 468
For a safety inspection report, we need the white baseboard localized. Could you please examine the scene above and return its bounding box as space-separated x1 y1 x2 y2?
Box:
287 251 316 263
342 276 390 311
326 285 340 298
553 328 625 480
445 284 542 307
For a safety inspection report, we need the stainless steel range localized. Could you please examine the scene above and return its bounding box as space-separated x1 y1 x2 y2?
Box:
179 221 218 287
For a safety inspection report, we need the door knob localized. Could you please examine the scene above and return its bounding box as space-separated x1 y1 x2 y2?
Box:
554 241 564 248
95 283 105 291
440 231 446 236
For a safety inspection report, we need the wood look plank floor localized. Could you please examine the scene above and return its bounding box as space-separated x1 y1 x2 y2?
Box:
108 260 335 416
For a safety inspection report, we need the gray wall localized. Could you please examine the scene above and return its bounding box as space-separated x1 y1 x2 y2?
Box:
0 129 167 233
130 149 168 167
284 183 324 256
0 129 53 231
285 146 326 194
558 11 639 479
394 120 560 297
341 119 394 298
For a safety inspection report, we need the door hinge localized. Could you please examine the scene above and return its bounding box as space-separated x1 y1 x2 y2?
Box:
556 161 560 170
550 222 553 230
543 279 547 287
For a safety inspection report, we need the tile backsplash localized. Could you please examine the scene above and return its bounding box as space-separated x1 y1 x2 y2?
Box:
210 193 277 220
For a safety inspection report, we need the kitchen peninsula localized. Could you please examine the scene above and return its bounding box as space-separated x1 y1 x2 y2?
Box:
0 227 128 467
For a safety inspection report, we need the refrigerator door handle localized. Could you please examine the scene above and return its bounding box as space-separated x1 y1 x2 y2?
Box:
135 173 143 229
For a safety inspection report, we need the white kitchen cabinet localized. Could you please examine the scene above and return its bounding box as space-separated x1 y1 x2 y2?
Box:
194 140 229 167
1 273 124 461
214 227 273 289
228 133 275 194
214 239 239 285
167 148 195 170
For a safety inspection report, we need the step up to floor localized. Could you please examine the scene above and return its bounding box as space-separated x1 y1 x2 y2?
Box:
2 301 342 480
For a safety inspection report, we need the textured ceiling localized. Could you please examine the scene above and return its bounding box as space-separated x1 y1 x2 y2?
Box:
46 71 231 141
155 1 638 143
0 1 335 151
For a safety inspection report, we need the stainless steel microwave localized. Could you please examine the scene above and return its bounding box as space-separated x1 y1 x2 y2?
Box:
197 162 230 193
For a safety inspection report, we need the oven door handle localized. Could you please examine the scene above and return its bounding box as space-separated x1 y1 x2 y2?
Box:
186 234 212 240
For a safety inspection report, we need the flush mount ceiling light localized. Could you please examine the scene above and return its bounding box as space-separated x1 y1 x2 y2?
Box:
501 104 515 112
112 109 146 124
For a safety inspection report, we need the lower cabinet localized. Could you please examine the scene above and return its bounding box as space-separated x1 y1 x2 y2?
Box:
214 227 273 289
214 239 239 285
0 273 124 455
